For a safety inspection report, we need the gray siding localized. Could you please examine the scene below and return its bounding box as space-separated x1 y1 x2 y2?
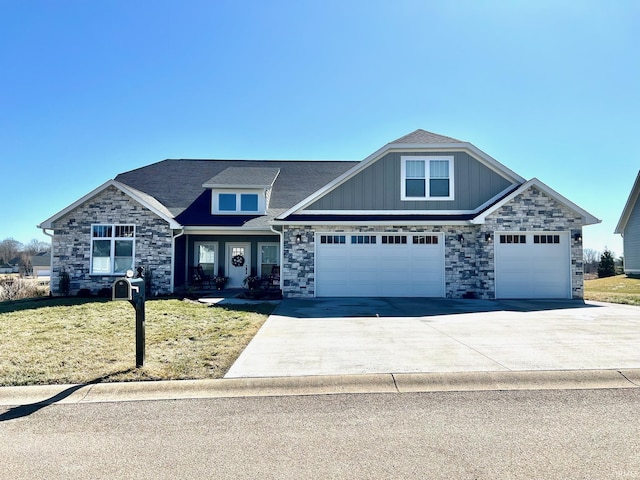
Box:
623 198 640 272
306 151 514 211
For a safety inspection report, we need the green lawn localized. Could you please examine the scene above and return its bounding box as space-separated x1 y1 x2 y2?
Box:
0 297 273 386
584 275 640 306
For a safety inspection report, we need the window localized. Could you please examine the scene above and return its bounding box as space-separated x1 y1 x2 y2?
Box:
351 235 377 244
258 243 279 276
320 235 346 244
401 156 454 200
534 235 560 244
381 235 407 244
91 224 135 275
413 235 439 245
213 191 263 214
499 234 527 244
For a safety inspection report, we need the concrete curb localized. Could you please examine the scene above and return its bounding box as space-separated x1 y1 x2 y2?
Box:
1 369 639 407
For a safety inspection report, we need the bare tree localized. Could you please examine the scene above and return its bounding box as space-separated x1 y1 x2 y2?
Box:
583 248 600 274
0 238 23 264
23 239 51 255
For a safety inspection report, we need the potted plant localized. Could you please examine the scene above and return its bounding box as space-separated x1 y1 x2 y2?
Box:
214 276 228 290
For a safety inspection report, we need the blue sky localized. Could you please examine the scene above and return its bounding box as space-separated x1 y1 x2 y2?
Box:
1 0 638 257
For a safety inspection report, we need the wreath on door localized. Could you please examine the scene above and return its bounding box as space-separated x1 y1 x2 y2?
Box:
232 254 245 267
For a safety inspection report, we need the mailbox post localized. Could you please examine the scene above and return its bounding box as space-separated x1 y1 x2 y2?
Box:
112 267 146 367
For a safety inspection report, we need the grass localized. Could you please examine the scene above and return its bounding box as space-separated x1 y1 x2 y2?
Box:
0 297 274 386
584 275 640 306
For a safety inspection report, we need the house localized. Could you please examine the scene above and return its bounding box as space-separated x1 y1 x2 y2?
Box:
615 171 640 277
30 252 51 278
38 129 600 299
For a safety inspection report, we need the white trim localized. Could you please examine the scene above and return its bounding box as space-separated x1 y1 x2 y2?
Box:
471 178 601 226
293 185 518 217
211 188 266 214
276 141 525 219
38 179 182 230
194 241 219 274
271 220 472 226
183 226 273 235
400 155 455 201
615 170 640 234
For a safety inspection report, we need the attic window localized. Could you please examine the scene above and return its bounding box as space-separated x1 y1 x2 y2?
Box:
212 191 264 214
401 156 454 201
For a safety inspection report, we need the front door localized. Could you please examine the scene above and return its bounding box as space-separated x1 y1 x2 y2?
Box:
227 243 250 288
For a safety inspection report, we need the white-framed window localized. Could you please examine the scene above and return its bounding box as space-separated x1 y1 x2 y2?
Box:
194 242 218 278
91 224 135 275
212 190 265 214
258 242 279 276
401 156 454 200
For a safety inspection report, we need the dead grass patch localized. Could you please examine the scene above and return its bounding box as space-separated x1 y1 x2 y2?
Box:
0 297 273 386
584 275 640 306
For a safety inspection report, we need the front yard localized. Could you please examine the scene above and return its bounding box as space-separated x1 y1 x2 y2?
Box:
0 297 273 386
584 275 640 306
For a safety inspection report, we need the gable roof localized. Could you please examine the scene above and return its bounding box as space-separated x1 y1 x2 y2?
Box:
391 129 463 144
38 180 182 230
471 178 601 226
615 170 640 234
277 129 525 219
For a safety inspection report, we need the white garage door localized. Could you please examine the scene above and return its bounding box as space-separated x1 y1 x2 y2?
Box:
495 232 571 299
315 233 445 297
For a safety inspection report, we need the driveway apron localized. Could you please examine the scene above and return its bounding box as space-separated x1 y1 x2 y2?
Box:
225 298 640 378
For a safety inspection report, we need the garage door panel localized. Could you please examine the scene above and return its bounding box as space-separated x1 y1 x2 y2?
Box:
495 232 570 299
316 233 444 297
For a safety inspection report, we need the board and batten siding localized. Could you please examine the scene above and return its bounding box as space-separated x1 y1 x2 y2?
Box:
623 198 640 273
306 151 514 211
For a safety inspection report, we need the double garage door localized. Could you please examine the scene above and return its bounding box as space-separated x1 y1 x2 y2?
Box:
315 231 571 299
315 233 445 297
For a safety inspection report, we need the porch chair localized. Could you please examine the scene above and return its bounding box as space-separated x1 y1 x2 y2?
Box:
267 265 280 290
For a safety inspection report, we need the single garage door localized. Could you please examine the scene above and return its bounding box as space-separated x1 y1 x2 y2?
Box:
495 232 571 299
315 233 445 297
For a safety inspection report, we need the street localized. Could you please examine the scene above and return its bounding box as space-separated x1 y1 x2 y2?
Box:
1 389 638 479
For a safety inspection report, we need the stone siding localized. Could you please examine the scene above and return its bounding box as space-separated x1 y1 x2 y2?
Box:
50 186 174 296
281 185 585 299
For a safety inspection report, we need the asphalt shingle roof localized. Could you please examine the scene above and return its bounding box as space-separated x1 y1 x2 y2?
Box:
390 129 463 144
114 159 358 227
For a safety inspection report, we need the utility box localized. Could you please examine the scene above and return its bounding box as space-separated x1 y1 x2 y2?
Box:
112 277 145 302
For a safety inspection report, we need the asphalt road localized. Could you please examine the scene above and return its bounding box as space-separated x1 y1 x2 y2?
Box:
2 389 639 479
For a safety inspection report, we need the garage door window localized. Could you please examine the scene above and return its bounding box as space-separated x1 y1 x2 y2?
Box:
413 235 439 244
499 234 527 244
320 235 346 244
351 235 376 244
534 235 560 244
381 235 407 244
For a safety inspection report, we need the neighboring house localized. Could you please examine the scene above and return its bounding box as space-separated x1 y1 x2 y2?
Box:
31 251 51 278
615 171 640 277
39 129 600 299
0 263 15 274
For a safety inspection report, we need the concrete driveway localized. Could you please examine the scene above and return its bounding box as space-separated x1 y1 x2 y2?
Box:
225 298 640 378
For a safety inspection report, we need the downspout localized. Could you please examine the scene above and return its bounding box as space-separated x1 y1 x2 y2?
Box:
170 228 185 294
270 224 284 291
41 228 54 286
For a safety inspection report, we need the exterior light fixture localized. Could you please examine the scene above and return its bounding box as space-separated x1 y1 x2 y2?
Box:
485 233 492 242
573 233 582 242
296 234 302 244
458 234 464 243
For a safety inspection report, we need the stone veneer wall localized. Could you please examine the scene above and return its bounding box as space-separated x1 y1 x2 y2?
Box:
481 185 585 299
281 186 585 299
50 186 174 296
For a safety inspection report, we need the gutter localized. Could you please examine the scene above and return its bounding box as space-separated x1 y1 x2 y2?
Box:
269 224 284 290
170 228 185 294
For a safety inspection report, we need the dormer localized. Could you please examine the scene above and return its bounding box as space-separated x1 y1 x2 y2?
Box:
203 167 280 215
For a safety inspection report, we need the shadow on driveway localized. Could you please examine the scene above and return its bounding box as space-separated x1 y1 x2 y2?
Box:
274 298 602 319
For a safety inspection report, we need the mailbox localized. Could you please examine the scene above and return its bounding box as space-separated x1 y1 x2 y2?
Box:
111 268 146 367
112 277 145 302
